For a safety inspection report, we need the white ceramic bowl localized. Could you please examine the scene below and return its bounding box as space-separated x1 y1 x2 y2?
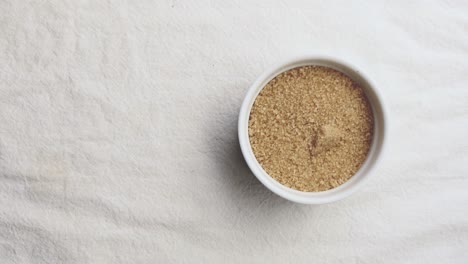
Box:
238 56 387 204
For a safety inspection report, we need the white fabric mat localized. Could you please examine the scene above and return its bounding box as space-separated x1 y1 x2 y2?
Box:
1 1 467 263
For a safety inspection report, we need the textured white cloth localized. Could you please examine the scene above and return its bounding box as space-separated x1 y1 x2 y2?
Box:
1 1 467 263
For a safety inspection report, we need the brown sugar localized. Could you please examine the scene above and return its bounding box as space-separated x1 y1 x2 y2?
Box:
248 66 373 192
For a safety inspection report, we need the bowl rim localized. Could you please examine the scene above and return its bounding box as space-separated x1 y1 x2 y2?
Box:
238 55 387 204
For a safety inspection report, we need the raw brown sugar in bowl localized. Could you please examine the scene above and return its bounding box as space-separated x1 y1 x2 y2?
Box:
248 66 374 192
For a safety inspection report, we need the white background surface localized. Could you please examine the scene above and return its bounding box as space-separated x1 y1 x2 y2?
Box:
1 1 467 263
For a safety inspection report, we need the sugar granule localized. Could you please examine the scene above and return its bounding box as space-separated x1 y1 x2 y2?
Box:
248 66 374 192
